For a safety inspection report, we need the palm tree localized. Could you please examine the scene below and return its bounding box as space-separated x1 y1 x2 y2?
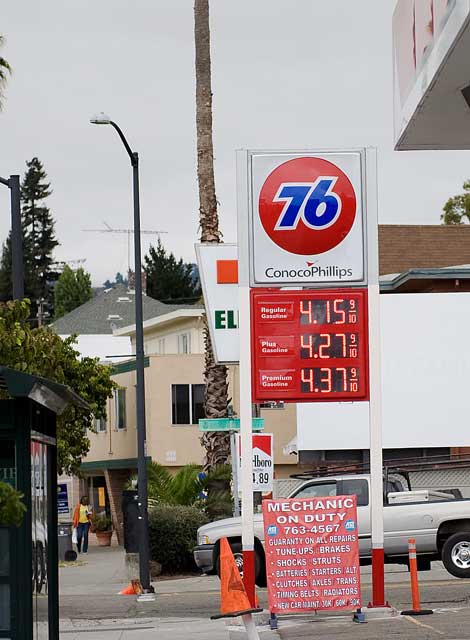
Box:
194 0 230 469
0 36 11 110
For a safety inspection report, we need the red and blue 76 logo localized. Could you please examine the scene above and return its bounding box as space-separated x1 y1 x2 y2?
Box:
258 157 357 256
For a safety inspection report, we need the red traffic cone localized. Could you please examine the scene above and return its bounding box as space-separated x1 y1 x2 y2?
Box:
118 579 143 596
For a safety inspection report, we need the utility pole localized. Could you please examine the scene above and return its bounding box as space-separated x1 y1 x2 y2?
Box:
0 175 23 300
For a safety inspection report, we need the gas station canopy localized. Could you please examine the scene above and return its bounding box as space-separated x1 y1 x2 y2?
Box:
394 0 470 150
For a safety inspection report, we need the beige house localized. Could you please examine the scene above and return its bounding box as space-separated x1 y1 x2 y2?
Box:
79 303 298 541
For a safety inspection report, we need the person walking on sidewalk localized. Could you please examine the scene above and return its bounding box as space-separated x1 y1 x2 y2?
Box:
73 496 93 554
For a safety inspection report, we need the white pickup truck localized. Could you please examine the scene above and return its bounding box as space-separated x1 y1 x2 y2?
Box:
193 474 470 586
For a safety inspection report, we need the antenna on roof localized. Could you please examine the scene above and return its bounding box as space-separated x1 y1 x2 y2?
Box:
82 221 168 271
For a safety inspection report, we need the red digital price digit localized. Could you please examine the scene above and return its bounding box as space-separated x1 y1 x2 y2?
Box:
319 334 331 359
300 334 313 358
300 300 313 324
333 299 345 324
301 368 314 392
320 367 332 392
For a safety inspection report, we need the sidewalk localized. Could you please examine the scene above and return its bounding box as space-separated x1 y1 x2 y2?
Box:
59 617 229 640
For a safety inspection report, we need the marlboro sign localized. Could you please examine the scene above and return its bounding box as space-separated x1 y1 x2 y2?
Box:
236 433 273 492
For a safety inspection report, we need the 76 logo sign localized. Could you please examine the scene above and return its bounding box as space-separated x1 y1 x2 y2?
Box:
274 178 341 231
258 156 357 256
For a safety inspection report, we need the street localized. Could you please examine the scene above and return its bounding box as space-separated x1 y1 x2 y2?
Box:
53 546 470 638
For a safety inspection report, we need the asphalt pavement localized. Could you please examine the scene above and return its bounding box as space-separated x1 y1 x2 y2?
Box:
56 546 470 639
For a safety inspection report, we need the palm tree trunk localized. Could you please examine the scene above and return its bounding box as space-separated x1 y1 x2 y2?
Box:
194 0 230 469
0 36 11 111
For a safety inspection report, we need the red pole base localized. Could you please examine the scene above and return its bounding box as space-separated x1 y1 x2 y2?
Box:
370 547 386 608
242 549 256 608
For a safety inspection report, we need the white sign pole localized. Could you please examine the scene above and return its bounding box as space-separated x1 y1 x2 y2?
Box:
366 148 385 607
230 431 241 517
237 150 257 608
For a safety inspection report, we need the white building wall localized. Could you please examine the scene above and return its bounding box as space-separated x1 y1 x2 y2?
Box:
59 334 132 363
298 292 470 451
129 318 204 355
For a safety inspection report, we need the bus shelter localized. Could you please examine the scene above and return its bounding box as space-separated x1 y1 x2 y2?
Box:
0 366 88 640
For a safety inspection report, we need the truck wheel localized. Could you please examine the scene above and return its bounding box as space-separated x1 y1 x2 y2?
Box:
442 533 470 578
216 542 264 585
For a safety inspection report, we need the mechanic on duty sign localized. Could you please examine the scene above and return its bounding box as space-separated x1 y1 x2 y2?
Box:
248 152 366 287
262 495 361 613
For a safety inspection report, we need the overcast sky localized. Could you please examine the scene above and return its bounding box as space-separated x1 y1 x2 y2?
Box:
1 1 469 286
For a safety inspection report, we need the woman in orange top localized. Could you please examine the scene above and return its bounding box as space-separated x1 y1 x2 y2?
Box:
73 496 93 554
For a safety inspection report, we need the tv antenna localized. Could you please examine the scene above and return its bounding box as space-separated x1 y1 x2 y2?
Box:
83 221 167 270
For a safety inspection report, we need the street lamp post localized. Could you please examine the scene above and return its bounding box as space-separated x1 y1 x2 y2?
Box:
0 174 23 300
90 113 151 592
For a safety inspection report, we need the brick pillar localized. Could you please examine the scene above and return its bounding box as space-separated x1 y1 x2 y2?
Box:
104 469 130 546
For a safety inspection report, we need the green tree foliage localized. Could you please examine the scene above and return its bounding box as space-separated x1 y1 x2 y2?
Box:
441 180 470 224
0 158 59 322
144 239 201 303
103 272 128 289
0 299 115 475
0 35 11 110
54 266 92 319
0 482 26 527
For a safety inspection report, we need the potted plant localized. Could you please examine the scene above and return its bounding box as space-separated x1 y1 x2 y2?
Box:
91 513 113 546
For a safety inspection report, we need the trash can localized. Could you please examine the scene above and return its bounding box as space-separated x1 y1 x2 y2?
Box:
58 523 73 561
122 491 139 553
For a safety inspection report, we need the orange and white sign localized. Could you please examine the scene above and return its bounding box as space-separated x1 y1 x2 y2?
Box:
196 243 239 364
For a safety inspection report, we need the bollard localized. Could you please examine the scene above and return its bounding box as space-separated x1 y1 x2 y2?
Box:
401 538 433 616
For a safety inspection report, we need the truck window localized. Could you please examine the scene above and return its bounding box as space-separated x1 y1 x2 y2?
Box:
292 482 337 499
340 479 369 506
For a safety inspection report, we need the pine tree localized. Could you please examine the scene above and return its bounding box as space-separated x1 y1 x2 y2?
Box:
103 272 128 289
0 158 59 321
144 239 201 302
54 266 92 319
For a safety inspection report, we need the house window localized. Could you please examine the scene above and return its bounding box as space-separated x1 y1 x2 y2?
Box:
158 338 165 355
95 415 107 433
114 388 126 430
178 333 191 354
172 384 205 425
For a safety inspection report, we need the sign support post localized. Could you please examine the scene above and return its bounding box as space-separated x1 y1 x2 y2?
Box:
237 150 257 607
365 148 385 607
235 146 386 612
230 431 241 518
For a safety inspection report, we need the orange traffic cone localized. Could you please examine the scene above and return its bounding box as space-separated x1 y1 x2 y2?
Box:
119 579 143 595
211 538 263 619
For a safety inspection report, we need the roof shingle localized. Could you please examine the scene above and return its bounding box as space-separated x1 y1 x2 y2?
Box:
51 285 199 335
379 225 470 275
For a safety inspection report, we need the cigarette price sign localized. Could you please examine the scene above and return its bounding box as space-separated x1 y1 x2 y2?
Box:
251 289 369 403
262 495 361 613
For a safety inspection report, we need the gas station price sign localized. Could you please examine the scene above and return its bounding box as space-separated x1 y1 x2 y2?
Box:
251 289 369 403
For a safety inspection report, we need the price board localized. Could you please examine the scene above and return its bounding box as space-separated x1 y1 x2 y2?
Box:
251 289 369 403
262 495 361 613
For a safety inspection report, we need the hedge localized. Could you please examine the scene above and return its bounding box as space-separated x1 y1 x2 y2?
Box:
148 504 209 574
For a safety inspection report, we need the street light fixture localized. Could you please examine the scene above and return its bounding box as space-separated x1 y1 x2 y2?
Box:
90 113 152 593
